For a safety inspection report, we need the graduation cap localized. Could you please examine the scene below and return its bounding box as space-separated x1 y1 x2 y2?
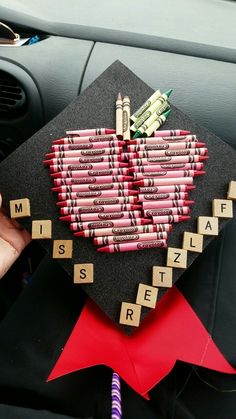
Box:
0 60 236 336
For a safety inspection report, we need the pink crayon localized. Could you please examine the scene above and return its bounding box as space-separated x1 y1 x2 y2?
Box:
120 152 137 160
94 231 168 246
129 135 197 144
57 189 138 200
97 239 167 253
65 128 116 136
138 185 195 194
133 170 205 180
53 175 132 186
138 192 188 201
152 130 190 137
57 196 137 207
49 162 128 172
129 163 204 172
74 223 172 238
51 141 124 152
142 199 194 210
52 182 133 192
51 168 129 178
53 134 118 144
152 214 190 223
144 207 190 217
60 204 141 215
49 147 122 158
133 177 194 187
45 153 121 161
127 142 205 152
60 211 141 223
70 218 152 231
136 148 208 158
129 155 208 166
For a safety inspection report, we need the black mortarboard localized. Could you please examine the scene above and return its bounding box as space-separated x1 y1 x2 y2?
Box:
0 61 235 333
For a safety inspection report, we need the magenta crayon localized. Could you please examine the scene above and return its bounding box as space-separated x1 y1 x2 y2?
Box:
65 128 116 136
120 152 137 161
97 239 167 253
129 135 197 144
152 214 190 223
138 192 188 201
51 141 125 152
60 204 141 215
129 163 204 172
136 148 208 158
57 196 137 207
94 231 168 246
74 223 172 238
144 207 190 217
49 162 128 172
152 130 190 137
133 170 205 180
129 155 208 166
51 168 129 178
53 134 118 144
44 155 121 163
58 189 138 200
138 185 195 194
70 218 152 231
53 175 133 186
50 147 122 158
52 182 133 192
60 211 141 223
133 177 194 187
127 142 205 152
142 199 194 210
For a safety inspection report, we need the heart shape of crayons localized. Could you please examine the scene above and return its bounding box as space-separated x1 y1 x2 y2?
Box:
44 130 208 254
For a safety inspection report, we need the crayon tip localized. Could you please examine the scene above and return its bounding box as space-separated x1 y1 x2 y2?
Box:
45 153 55 158
43 159 52 165
133 180 143 186
74 231 85 237
118 141 126 146
128 140 137 145
56 201 66 207
128 190 138 195
131 205 142 210
93 238 98 245
51 172 62 178
163 109 171 119
141 218 152 225
52 139 64 145
195 170 206 176
179 216 191 222
199 156 209 161
97 246 108 253
132 131 141 139
164 89 173 98
117 92 122 100
59 216 71 221
119 162 129 167
196 142 206 148
51 187 61 192
184 200 195 206
106 129 116 134
180 130 191 135
186 185 196 191
123 176 133 181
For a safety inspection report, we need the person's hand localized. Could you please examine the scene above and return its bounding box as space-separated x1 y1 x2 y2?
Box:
0 194 31 279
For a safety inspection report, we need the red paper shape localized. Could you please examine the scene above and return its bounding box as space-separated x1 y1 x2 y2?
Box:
48 287 236 398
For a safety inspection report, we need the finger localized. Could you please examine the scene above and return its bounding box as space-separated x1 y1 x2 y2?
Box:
0 237 19 279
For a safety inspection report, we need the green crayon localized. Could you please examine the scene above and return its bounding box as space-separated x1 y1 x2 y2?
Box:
130 89 161 122
133 109 172 139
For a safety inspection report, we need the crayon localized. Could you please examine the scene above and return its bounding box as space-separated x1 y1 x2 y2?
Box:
131 98 170 132
120 152 137 161
51 168 129 179
52 182 133 192
133 177 194 187
129 135 197 144
144 207 190 217
138 185 195 194
130 89 161 122
127 142 205 152
57 189 138 200
133 110 171 139
136 147 208 158
62 210 142 223
142 199 194 210
129 163 204 172
94 231 168 246
49 147 123 157
49 162 128 172
53 175 132 186
74 223 172 237
51 141 124 152
152 130 190 137
60 204 141 215
57 196 137 207
152 215 190 224
97 239 167 253
133 170 205 180
138 192 188 201
123 96 130 141
129 155 208 165
65 128 116 136
70 218 152 231
53 134 118 144
116 92 123 138
44 155 121 163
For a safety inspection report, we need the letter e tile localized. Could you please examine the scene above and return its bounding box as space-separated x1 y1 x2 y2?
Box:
136 283 158 308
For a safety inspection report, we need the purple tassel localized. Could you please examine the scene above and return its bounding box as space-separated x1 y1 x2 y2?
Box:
111 372 122 419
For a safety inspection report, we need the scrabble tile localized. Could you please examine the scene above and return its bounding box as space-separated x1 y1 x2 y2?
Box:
52 240 73 258
136 283 158 308
119 302 141 327
32 220 52 239
152 266 173 288
167 247 187 269
227 181 236 200
74 263 94 284
198 216 219 236
10 198 30 218
182 231 203 253
212 199 233 218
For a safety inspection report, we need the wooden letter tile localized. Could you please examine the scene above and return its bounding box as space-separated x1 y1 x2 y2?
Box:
152 266 173 288
167 247 187 269
136 283 158 308
10 198 30 218
183 232 203 253
32 220 52 239
119 302 141 327
198 216 218 236
227 181 236 200
212 199 233 218
52 240 73 258
74 263 94 284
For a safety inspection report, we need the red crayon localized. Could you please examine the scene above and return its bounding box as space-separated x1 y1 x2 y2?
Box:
136 148 208 158
133 170 205 180
133 177 194 187
138 185 195 194
70 218 151 231
129 155 208 166
97 239 167 253
52 182 133 192
129 135 197 144
60 204 141 215
65 128 116 136
94 231 168 246
120 152 137 161
57 196 137 207
53 175 132 186
49 162 128 172
152 130 190 137
50 147 122 157
57 189 138 200
138 192 188 201
144 207 190 217
60 211 141 223
129 163 204 172
51 142 124 152
44 155 121 163
127 142 205 152
51 168 129 178
142 199 194 210
152 215 190 223
53 134 118 144
74 223 172 238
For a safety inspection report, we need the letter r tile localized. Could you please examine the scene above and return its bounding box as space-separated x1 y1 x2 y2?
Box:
119 302 141 327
